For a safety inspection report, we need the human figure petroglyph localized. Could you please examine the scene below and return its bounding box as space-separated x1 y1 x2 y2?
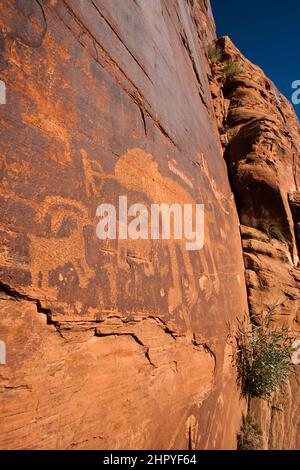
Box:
80 149 106 197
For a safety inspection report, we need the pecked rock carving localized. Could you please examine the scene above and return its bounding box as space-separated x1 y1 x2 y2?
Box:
0 0 248 449
29 196 94 293
0 0 298 450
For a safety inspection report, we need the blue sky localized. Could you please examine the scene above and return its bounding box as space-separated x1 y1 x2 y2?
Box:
211 0 300 120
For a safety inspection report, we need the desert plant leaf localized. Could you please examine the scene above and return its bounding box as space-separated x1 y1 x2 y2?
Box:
237 304 295 399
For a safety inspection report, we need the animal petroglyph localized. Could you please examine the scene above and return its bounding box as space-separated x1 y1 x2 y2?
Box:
112 148 220 325
29 196 94 292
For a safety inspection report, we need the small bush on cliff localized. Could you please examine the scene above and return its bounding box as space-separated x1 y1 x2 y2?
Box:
207 42 222 66
237 414 263 450
218 123 228 135
258 220 286 243
221 59 242 80
237 305 294 399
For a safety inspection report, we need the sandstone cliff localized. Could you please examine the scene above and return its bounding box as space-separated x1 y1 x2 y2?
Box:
0 0 298 450
209 36 300 449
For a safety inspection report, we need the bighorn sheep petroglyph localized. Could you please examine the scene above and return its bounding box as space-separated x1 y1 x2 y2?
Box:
29 196 94 291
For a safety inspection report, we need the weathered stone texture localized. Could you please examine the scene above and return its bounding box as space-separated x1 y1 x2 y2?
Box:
0 1 248 449
209 36 300 450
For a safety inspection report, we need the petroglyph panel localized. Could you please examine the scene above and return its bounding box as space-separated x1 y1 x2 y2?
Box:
0 0 248 449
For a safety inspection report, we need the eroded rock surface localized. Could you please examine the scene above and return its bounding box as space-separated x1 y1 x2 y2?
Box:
1 1 299 451
209 36 300 450
0 1 248 449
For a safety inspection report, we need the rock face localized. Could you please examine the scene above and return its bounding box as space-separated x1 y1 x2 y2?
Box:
0 1 299 450
0 1 248 449
209 36 300 449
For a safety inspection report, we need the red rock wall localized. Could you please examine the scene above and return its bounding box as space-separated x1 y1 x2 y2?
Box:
209 36 300 450
0 1 248 449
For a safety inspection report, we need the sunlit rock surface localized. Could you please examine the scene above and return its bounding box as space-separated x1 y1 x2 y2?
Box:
0 0 248 449
1 0 299 450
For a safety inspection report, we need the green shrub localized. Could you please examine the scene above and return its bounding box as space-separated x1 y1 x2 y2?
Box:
237 414 263 450
221 59 242 80
237 305 294 399
258 220 286 242
207 42 222 66
218 123 228 135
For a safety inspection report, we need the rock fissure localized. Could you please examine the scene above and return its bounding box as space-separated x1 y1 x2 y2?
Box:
0 0 298 450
